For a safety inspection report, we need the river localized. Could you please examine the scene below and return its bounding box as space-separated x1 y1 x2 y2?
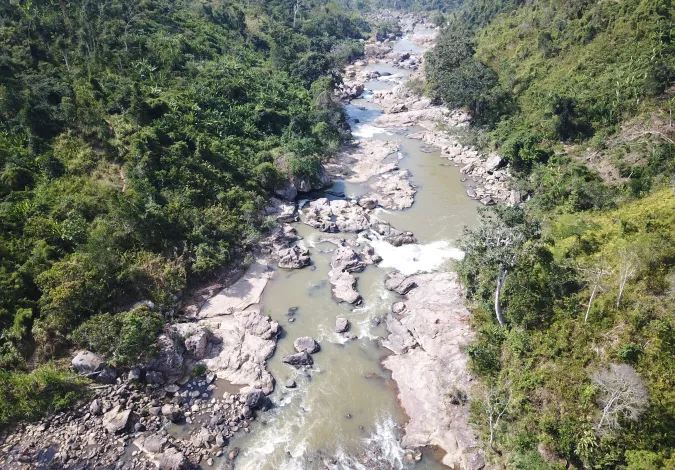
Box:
229 30 479 470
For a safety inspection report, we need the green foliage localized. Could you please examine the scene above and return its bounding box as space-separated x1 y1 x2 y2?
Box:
461 189 675 467
0 0 366 419
0 364 87 426
71 306 164 366
192 363 207 377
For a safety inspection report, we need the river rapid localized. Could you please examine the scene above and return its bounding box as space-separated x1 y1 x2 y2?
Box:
228 29 479 470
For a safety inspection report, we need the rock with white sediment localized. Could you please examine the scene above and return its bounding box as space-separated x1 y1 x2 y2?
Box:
367 170 416 210
335 317 350 333
277 245 311 269
185 261 279 394
299 198 370 233
382 271 486 470
330 271 361 304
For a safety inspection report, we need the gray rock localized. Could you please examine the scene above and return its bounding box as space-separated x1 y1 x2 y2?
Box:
485 154 503 171
385 272 418 295
358 196 378 210
161 404 183 423
146 371 165 385
102 405 131 434
128 367 143 382
282 351 313 367
330 271 361 304
72 351 104 375
244 389 266 409
335 317 350 333
275 184 298 202
278 246 311 269
96 366 117 384
146 333 184 384
164 384 180 394
158 448 189 470
90 399 103 415
293 178 312 193
331 246 366 274
392 302 407 314
285 379 297 389
184 329 209 360
293 337 320 354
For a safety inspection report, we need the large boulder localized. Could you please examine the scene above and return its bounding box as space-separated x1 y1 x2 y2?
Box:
293 178 312 193
96 366 117 384
275 184 298 202
484 154 504 172
282 351 313 367
103 405 131 434
158 448 190 470
278 246 311 269
146 370 165 385
184 329 208 360
330 271 361 304
385 272 418 295
364 43 392 58
293 337 320 354
161 404 183 423
72 351 105 375
330 246 366 274
145 333 184 384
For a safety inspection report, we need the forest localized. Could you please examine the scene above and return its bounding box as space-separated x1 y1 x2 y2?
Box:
0 0 370 423
421 0 675 468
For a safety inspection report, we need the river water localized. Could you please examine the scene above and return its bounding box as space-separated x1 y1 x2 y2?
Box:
229 31 478 470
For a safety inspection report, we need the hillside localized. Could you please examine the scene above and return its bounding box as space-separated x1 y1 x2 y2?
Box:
0 0 369 424
421 0 675 468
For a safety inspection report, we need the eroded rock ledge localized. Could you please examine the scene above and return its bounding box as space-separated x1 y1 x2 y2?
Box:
382 271 486 470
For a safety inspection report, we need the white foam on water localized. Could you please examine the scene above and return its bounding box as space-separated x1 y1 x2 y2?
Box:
352 124 390 139
369 236 465 276
326 415 409 470
236 383 313 469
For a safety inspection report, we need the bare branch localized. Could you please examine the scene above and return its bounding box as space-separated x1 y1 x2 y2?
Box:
593 363 648 435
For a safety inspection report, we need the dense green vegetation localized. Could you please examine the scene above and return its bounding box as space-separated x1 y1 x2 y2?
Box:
0 0 369 423
423 0 675 467
0 363 86 426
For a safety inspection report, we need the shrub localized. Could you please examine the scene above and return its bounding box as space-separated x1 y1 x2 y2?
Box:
71 306 164 366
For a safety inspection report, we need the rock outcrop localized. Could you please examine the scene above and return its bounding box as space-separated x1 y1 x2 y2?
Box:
382 272 486 470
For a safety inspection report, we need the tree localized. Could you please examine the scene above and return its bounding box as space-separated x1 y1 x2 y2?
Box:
459 207 536 327
593 363 648 435
616 247 638 308
485 383 512 454
578 259 612 323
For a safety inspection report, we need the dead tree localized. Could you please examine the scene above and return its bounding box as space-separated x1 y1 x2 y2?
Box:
616 248 637 308
495 265 507 327
593 363 648 434
579 261 612 323
486 385 512 454
293 0 303 28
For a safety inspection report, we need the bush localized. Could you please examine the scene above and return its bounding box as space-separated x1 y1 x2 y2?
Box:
71 306 164 366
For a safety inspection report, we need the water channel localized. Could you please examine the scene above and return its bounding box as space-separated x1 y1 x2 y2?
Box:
230 30 479 470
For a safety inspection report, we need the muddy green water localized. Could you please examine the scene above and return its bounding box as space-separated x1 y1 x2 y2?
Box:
228 31 479 470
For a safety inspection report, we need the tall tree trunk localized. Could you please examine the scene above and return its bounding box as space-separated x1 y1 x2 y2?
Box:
495 266 507 327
